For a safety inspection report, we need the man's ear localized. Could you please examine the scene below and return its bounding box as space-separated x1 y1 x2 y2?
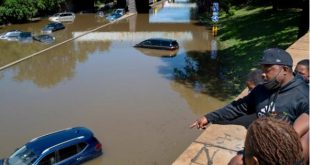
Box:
283 66 292 72
252 156 259 165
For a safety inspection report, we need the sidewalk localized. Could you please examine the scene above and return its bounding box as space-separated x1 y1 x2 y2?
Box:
172 32 309 165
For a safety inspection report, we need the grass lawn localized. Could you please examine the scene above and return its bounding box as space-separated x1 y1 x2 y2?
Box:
215 6 302 99
169 5 302 102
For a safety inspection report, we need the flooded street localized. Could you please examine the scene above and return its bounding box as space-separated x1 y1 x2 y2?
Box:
0 1 229 164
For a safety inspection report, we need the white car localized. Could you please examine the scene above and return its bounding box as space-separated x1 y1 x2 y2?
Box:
48 12 75 22
0 30 22 41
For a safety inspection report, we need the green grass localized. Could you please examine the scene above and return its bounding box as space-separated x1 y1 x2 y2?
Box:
215 6 302 99
174 6 302 102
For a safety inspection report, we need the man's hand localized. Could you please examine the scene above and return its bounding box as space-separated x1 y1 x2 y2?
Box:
190 116 209 129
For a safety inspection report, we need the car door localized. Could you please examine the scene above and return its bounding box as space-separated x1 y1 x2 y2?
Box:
37 152 57 165
55 145 78 165
59 13 66 22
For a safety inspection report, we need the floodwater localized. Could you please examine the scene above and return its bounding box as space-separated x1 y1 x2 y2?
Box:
0 1 230 164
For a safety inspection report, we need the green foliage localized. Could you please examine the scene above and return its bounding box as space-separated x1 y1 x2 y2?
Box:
0 0 63 23
173 6 301 101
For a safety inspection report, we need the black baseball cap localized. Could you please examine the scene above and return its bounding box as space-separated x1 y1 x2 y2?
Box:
259 48 293 67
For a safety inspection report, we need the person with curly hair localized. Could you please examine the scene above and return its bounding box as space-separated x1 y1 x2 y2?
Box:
244 117 305 165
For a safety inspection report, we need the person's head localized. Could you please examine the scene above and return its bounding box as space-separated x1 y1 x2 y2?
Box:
259 48 294 90
295 59 309 83
246 69 264 91
244 117 304 165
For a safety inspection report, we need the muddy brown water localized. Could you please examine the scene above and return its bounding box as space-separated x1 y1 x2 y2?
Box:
0 2 228 164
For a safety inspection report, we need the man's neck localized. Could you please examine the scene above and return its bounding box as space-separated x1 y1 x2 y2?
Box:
282 73 294 87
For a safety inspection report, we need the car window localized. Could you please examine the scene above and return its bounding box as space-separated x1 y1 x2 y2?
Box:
142 41 151 45
7 146 38 165
58 145 78 161
56 23 63 28
78 142 87 152
7 32 20 37
161 41 170 47
38 152 56 165
171 41 178 46
151 40 160 46
19 32 31 38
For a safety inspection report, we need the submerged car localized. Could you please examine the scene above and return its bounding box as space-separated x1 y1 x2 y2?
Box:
18 32 33 43
48 12 75 22
0 30 22 41
0 127 102 165
113 8 125 15
106 8 125 21
135 38 179 50
106 13 122 22
33 34 55 44
42 22 65 33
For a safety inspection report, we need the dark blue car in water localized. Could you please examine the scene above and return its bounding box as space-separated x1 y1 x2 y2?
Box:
0 127 102 165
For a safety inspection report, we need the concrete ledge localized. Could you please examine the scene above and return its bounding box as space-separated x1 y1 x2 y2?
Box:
173 124 247 165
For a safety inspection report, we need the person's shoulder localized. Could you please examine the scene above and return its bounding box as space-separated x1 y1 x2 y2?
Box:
295 77 309 95
250 84 268 93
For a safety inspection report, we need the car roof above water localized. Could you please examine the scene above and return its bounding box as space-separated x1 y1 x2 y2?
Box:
26 127 94 155
145 38 177 42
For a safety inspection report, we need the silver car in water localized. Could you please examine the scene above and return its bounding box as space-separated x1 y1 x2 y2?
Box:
0 30 22 41
48 12 75 22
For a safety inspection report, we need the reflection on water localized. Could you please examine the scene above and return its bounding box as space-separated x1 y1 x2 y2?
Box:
0 14 107 67
0 1 241 164
135 47 178 58
12 41 111 87
149 0 197 23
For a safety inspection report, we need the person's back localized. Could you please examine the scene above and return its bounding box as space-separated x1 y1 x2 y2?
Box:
244 117 304 165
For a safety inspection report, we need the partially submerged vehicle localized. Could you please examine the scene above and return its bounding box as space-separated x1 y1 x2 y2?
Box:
42 22 65 33
0 30 23 41
135 38 179 50
18 32 33 43
48 12 75 22
106 8 125 21
0 127 102 165
33 34 55 44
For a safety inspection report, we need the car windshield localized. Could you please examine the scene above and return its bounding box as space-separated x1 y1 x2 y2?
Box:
7 146 38 165
53 13 60 17
20 33 31 38
115 9 123 14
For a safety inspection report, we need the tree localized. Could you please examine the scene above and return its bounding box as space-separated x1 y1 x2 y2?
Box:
0 0 64 23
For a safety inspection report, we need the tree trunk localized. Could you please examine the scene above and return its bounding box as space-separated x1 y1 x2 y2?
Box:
298 0 309 37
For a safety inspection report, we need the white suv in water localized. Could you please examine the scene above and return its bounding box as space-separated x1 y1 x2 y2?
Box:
48 12 75 22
